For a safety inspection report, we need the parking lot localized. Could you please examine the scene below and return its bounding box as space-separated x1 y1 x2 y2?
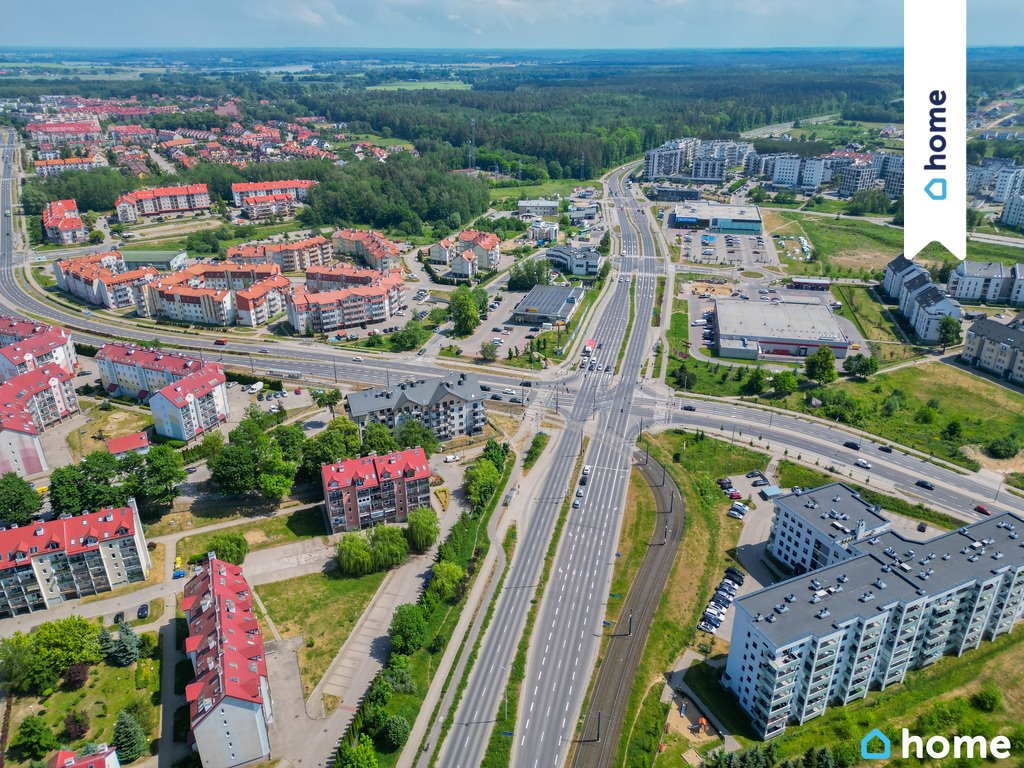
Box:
670 228 780 270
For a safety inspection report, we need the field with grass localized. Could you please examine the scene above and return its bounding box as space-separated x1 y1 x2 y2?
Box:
686 626 1024 766
778 211 903 272
367 80 471 91
257 569 386 696
831 285 903 342
66 400 153 461
175 506 325 563
489 179 603 203
6 643 161 767
617 431 769 768
607 468 659 629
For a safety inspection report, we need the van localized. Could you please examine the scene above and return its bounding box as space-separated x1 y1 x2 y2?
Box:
691 319 707 327
542 323 553 330
214 338 228 346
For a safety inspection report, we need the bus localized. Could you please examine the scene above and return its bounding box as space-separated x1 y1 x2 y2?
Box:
582 338 596 357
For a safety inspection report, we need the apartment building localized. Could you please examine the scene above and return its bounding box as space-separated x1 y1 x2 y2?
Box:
287 273 405 334
544 245 604 277
517 199 560 217
304 263 385 292
332 229 402 272
698 140 755 167
54 250 158 309
1002 193 1024 231
690 157 726 183
115 184 211 223
27 120 102 145
800 158 826 190
882 254 924 299
643 138 701 179
724 491 1024 739
457 229 501 271
183 556 272 768
345 372 488 441
448 251 478 279
235 275 291 327
320 448 432 533
0 505 150 619
47 744 122 768
883 256 963 342
993 167 1024 204
0 327 77 382
0 364 79 476
528 220 560 243
230 179 318 207
107 125 158 145
771 155 803 188
947 260 1024 305
837 164 876 197
424 238 456 266
42 199 86 245
961 315 1024 387
240 193 297 220
133 264 284 326
149 366 229 443
34 155 104 176
226 235 331 272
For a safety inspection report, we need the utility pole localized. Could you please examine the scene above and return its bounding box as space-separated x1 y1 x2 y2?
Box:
333 357 338 383
596 711 601 743
627 609 633 637
249 354 254 374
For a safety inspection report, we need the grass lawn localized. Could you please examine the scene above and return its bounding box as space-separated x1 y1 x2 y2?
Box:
489 179 603 203
66 400 153 461
616 431 769 767
6 649 161 767
367 80 471 90
801 198 848 214
831 284 903 343
523 431 550 473
32 265 56 288
772 363 1024 470
607 468 658 628
144 493 311 538
257 569 386 696
778 212 903 271
175 506 325 563
687 625 1024 764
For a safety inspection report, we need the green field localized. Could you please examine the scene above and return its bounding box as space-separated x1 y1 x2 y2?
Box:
367 80 471 91
831 285 902 342
175 506 324 563
489 179 603 203
257 570 386 696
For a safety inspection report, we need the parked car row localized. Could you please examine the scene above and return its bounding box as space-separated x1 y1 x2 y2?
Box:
717 477 742 501
745 469 770 488
698 567 746 634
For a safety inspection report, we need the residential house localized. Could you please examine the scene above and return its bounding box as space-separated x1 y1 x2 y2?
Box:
320 448 432 533
42 199 86 245
115 184 210 223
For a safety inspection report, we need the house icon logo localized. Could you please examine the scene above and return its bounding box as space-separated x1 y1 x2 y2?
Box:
861 728 891 760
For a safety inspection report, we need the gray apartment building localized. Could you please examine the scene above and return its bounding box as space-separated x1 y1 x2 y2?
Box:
961 315 1024 387
345 372 488 441
725 484 1024 739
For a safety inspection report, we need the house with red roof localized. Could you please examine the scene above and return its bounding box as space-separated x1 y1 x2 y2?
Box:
183 556 272 768
321 448 432 533
42 200 86 245
47 744 120 768
424 238 456 266
230 179 317 207
0 505 149 618
105 431 150 457
234 275 292 328
149 367 228 443
0 363 80 477
458 229 502 271
0 326 77 382
115 184 210 223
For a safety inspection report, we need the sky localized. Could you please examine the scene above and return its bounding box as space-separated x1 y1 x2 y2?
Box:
1 0 1021 50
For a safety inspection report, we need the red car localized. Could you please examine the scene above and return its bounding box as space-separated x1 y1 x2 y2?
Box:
294 388 302 395
974 505 992 516
728 491 743 500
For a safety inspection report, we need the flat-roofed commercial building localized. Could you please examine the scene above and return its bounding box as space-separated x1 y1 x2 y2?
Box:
669 201 762 235
713 298 850 360
511 284 586 325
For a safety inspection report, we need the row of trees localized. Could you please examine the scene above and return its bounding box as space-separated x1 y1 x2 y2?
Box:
336 508 440 577
507 259 551 292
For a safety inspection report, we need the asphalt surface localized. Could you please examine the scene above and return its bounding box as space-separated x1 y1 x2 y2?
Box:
569 451 684 768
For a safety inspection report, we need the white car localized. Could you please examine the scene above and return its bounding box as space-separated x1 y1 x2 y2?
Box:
352 356 364 362
855 458 873 469
727 509 745 520
730 502 749 513
582 465 592 476
503 388 515 395
443 454 459 463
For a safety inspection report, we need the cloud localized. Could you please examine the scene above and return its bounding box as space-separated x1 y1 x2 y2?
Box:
253 0 352 28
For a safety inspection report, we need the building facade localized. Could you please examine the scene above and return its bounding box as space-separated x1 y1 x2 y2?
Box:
115 184 211 223
0 505 150 619
54 250 159 309
960 315 1024 387
332 229 402 272
227 235 330 272
183 557 272 768
42 199 86 244
287 270 405 334
517 199 559 217
149 367 229 443
947 261 1024 305
230 179 317 207
321 448 432 533
544 245 604 277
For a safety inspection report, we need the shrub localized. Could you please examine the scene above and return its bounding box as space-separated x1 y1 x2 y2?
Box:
988 435 1020 460
63 662 90 690
379 714 411 751
63 708 90 740
388 603 427 655
971 682 1003 712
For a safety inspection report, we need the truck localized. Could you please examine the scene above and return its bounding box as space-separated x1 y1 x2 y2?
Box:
248 382 265 395
582 338 596 357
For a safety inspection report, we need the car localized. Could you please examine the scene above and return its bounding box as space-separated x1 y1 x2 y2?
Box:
843 441 862 451
916 480 936 491
510 396 524 404
682 405 697 412
295 388 302 394
137 603 149 620
214 338 228 346
716 478 731 487
352 356 364 362
597 342 604 350
727 509 745 520
525 334 536 340
576 489 585 498
572 499 582 509
519 381 534 387
596 364 604 372
281 391 289 398
258 348 269 354
878 445 894 453
583 465 592 476
752 479 770 487
490 394 503 400
257 393 265 401
444 455 459 463
710 595 731 608
728 491 742 500
731 502 749 513
697 621 717 634
745 471 761 479
917 522 928 533
503 388 515 395
186 467 197 474
855 458 872 469
492 327 502 333
725 566 745 580
77 369 93 377
113 610 125 624
975 504 992 516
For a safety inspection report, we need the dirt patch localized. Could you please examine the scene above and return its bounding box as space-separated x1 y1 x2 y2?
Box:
687 281 732 297
831 249 896 271
245 529 269 546
663 691 718 746
962 445 1024 474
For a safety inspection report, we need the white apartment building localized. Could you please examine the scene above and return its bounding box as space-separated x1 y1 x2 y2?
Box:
725 498 1024 739
961 315 1024 387
115 184 211 223
800 158 825 190
837 164 876 197
993 167 1024 204
884 256 963 342
643 138 700 179
690 157 726 183
517 199 560 217
947 260 1024 305
0 327 77 382
149 367 229 443
771 156 803 188
346 373 488 441
1002 193 1024 230
425 238 456 266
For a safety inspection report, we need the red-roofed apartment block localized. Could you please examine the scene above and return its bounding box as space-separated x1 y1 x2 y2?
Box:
226 235 330 272
42 200 87 245
27 120 102 145
332 229 402 272
0 326 77 382
47 744 121 768
183 556 272 768
54 250 159 308
240 193 297 220
0 363 79 477
458 229 502 271
0 504 149 618
132 263 285 326
321 448 432 533
230 179 317 207
287 270 405 334
96 343 229 443
105 431 150 457
115 184 210 223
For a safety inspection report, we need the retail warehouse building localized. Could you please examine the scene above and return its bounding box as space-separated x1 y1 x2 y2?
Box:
713 298 850 360
669 201 763 235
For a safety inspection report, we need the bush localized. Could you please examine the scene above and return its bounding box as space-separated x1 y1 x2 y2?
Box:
63 708 90 740
366 675 393 706
971 682 1003 712
379 714 410 751
193 532 248 565
988 435 1020 459
62 662 90 690
14 716 57 759
124 694 157 734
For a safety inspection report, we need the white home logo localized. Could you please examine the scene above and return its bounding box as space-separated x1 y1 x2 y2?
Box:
901 729 1012 760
